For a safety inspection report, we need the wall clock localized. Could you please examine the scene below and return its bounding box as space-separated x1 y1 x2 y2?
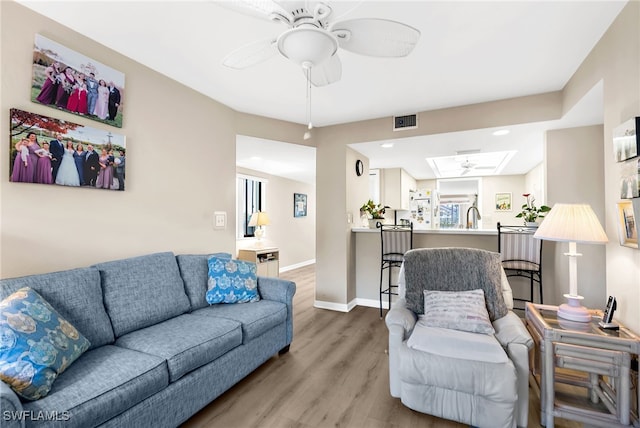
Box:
355 159 364 176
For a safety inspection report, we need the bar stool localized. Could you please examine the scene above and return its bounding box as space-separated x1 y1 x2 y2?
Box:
497 222 543 307
379 223 413 317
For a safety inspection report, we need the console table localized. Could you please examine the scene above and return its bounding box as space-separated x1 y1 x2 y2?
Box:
237 247 279 277
525 303 639 427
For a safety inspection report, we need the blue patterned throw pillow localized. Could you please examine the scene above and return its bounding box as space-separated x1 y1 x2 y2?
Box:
206 255 260 304
0 287 91 400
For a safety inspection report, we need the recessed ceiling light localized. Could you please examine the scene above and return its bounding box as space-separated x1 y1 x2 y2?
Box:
493 129 510 136
250 156 262 161
381 143 394 148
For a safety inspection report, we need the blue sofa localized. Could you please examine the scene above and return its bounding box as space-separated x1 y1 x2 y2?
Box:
0 252 296 428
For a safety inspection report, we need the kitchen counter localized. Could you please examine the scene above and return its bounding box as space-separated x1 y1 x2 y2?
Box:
351 227 497 235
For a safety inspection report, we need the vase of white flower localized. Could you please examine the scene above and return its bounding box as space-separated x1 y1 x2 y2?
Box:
515 193 551 226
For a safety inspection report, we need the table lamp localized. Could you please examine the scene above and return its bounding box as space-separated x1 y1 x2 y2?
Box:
248 211 270 241
533 203 608 322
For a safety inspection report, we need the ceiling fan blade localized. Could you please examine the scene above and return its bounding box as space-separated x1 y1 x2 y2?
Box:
331 18 420 57
222 38 278 69
216 0 293 23
305 54 342 87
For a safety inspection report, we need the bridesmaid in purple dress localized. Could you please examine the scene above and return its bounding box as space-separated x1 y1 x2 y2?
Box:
35 62 60 105
10 139 29 182
23 132 40 183
55 67 75 109
96 148 114 189
35 142 54 184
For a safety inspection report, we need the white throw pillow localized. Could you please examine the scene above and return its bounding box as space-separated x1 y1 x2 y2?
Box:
422 289 495 335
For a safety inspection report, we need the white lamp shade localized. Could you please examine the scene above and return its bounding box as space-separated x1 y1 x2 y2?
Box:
248 211 270 227
534 203 607 244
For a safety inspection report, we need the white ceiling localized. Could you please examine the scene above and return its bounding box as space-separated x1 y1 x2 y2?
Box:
19 0 625 182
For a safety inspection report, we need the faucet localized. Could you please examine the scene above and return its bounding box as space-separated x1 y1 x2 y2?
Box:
466 206 482 229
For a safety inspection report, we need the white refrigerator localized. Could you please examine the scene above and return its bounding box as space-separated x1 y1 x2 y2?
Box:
409 189 440 229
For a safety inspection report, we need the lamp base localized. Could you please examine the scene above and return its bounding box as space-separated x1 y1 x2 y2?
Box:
557 294 591 322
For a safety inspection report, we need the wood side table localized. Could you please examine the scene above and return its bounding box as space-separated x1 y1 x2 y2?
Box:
237 247 279 277
525 303 639 427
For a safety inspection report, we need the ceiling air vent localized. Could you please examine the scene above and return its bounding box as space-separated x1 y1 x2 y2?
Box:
393 114 418 131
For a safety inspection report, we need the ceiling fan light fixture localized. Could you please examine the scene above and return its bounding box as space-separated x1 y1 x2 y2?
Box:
277 26 338 67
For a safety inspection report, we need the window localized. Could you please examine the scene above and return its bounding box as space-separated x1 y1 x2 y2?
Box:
237 175 266 238
437 178 481 229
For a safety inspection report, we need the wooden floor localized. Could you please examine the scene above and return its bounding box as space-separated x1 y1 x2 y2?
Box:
182 264 582 428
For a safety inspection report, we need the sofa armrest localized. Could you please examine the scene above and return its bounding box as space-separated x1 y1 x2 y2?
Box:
493 311 533 349
257 276 296 304
1 381 25 428
257 276 296 345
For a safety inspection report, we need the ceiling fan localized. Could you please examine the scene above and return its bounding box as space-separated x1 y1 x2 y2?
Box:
460 158 497 176
220 0 421 87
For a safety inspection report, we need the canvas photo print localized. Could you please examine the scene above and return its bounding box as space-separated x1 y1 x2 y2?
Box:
613 116 639 162
10 108 126 191
31 34 125 128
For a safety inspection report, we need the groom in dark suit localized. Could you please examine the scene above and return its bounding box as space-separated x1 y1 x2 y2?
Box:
107 82 121 121
84 145 100 187
49 133 64 182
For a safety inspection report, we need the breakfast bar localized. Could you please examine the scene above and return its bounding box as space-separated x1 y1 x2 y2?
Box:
352 227 499 306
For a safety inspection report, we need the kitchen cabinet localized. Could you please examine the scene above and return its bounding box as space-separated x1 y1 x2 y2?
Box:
381 168 416 210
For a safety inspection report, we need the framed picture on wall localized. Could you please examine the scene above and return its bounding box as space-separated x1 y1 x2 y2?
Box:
9 108 127 191
616 200 638 248
31 34 126 128
294 193 307 217
495 192 512 211
613 116 639 162
619 158 640 198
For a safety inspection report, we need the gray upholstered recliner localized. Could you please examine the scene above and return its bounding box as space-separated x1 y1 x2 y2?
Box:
385 248 533 428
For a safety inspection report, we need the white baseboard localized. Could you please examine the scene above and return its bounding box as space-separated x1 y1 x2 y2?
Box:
314 298 388 312
280 259 315 273
313 300 350 312
353 298 388 310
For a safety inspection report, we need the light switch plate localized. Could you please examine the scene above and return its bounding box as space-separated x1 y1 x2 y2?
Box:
214 211 226 229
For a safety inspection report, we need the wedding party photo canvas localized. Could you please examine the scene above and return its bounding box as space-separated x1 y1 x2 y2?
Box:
31 34 125 128
9 108 127 191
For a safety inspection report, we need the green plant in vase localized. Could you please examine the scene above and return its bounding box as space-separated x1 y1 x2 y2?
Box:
515 193 550 225
360 199 389 227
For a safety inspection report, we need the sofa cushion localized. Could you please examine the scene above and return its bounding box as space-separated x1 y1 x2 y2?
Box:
192 300 287 343
93 252 191 337
0 267 114 349
0 288 91 400
23 345 167 428
115 314 242 382
407 322 508 363
177 253 232 311
422 289 495 335
399 342 516 400
206 255 259 304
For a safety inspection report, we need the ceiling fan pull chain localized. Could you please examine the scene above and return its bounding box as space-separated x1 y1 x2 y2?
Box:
308 66 313 130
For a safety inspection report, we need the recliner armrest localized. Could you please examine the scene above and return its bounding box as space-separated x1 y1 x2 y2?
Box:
385 298 417 338
1 380 25 428
493 311 533 349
